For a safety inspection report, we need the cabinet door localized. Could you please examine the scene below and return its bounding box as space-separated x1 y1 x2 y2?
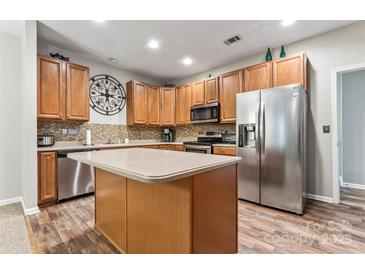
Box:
219 70 243 123
184 84 192 124
244 62 272 92
160 87 176 125
175 86 185 125
147 85 160 125
37 56 65 120
133 82 148 124
205 77 218 103
38 152 57 205
273 53 306 89
192 80 205 106
66 63 90 121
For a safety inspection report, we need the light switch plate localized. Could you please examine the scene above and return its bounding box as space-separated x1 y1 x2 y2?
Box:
323 125 330 133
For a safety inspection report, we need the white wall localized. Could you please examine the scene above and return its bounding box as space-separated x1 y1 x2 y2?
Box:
0 30 22 202
342 69 365 186
37 43 162 125
0 21 38 213
174 22 365 199
21 21 38 213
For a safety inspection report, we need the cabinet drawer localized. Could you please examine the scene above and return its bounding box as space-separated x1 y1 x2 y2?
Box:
213 146 236 156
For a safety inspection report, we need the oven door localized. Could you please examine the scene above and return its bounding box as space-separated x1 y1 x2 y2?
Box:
184 144 212 154
190 103 219 123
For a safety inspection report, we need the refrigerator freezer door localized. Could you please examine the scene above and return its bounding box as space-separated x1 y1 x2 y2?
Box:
260 84 305 214
236 91 261 203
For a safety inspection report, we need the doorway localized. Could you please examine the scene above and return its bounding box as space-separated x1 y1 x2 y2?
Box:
332 63 365 207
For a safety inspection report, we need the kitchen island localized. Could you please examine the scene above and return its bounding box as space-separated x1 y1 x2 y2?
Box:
68 148 241 254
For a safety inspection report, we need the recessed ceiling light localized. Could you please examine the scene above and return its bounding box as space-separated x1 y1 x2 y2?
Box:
95 20 105 23
182 57 193 66
147 40 159 49
281 20 296 26
108 57 118 63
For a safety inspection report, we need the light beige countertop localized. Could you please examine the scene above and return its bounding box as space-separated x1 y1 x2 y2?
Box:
212 143 236 148
68 148 241 183
37 140 184 152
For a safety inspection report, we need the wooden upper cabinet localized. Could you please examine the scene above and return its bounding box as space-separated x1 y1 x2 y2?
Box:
244 62 272 92
37 55 90 122
205 77 219 103
126 81 148 125
175 86 185 125
192 80 205 106
219 70 243 123
147 85 160 125
66 63 89 121
160 87 175 126
38 151 57 206
184 84 192 124
37 56 65 120
273 53 308 90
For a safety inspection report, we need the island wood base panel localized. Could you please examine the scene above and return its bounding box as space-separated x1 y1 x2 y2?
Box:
95 165 237 254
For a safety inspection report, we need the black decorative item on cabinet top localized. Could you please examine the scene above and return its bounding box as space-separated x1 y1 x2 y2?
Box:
89 74 126 116
49 52 70 62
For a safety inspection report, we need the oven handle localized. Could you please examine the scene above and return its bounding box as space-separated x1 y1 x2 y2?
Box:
184 144 211 150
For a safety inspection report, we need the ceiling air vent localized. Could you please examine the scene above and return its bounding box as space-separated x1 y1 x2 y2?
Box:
223 35 242 45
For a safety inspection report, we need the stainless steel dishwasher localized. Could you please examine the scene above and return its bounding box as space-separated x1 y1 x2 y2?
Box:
57 149 96 201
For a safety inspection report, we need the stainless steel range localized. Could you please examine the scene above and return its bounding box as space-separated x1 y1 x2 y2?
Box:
183 132 224 154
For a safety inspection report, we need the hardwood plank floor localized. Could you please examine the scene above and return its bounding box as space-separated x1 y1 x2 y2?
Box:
28 188 365 254
238 188 365 253
27 195 119 254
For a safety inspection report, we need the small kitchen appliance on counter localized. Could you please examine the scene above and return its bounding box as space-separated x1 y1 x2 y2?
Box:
163 128 174 142
37 134 55 147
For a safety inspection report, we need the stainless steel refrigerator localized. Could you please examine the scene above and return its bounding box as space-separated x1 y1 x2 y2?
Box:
236 84 307 214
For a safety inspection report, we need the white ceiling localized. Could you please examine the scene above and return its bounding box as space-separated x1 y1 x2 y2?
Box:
37 20 354 82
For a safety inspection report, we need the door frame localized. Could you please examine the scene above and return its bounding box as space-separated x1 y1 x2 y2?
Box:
331 62 365 204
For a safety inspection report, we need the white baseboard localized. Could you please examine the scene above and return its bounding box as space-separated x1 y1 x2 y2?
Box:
304 193 336 203
0 196 39 215
0 196 22 207
341 181 365 190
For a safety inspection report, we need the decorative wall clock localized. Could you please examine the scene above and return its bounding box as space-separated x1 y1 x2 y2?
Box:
89 74 126 116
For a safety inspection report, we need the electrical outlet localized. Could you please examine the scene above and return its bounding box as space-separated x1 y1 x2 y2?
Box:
323 125 330 133
61 129 68 136
68 128 79 136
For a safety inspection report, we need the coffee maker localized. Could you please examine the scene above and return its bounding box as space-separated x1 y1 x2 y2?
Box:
163 128 174 142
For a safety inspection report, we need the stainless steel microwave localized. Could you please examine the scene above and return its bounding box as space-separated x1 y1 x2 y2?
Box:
190 102 220 123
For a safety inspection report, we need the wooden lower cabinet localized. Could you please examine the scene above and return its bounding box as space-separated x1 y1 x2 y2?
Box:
159 144 176 151
94 164 237 254
142 145 160 149
213 146 236 156
38 152 57 207
174 144 185 151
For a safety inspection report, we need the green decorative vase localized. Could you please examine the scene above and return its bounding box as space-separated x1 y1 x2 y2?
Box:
265 48 272 61
280 45 286 58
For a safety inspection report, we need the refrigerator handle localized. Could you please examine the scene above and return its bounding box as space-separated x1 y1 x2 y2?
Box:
261 102 265 157
256 102 260 157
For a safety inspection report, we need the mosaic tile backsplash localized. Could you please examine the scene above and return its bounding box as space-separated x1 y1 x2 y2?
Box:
37 121 235 142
